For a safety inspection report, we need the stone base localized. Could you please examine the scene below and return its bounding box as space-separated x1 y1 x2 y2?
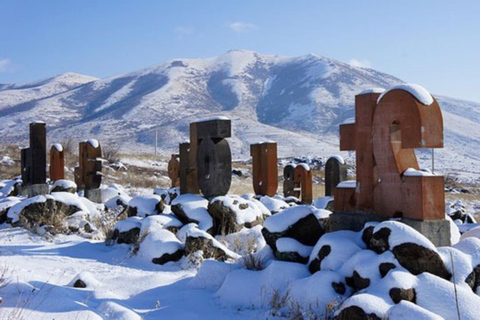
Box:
84 188 103 203
27 183 49 198
329 211 451 247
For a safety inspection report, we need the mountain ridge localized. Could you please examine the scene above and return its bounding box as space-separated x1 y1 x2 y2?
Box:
0 50 479 181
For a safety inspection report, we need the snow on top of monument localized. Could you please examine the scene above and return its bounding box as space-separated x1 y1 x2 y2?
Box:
328 155 345 164
32 120 45 124
52 143 63 152
337 180 356 188
192 115 230 123
114 216 143 233
263 205 315 233
86 139 99 148
373 221 436 250
128 194 163 217
171 194 212 231
251 140 276 145
210 195 264 225
359 88 385 95
403 168 434 176
296 163 310 171
137 229 183 261
378 83 434 105
276 238 313 258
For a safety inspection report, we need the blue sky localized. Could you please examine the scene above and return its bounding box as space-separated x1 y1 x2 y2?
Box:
1 0 479 102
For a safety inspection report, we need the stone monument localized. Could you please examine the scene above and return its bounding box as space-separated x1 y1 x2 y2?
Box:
330 85 450 246
294 164 313 204
325 156 347 197
74 140 103 203
251 142 278 197
49 144 65 182
283 164 300 198
21 122 49 197
168 154 180 188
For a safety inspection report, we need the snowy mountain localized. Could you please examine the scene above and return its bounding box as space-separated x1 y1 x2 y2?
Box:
0 50 479 180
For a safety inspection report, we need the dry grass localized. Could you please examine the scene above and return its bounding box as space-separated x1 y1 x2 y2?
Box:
241 254 265 271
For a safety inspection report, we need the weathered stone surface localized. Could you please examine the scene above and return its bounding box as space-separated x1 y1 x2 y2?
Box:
308 245 331 274
389 287 416 304
361 225 375 248
379 262 396 278
332 281 346 295
368 227 391 254
208 198 264 235
392 243 451 280
185 235 232 261
465 265 480 291
112 227 140 245
274 250 309 264
345 270 371 292
262 213 324 252
152 249 184 265
337 306 382 320
73 279 87 288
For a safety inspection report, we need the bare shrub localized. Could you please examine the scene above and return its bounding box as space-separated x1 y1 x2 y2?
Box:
241 253 265 271
102 143 121 164
90 206 125 245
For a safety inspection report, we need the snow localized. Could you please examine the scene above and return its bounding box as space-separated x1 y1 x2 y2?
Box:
296 162 310 171
328 154 345 164
373 221 436 250
337 293 391 317
86 139 100 148
258 196 288 213
189 260 242 291
276 237 313 258
52 143 63 152
1 156 15 166
128 194 163 217
52 179 76 190
139 214 183 235
137 229 183 261
263 205 315 233
387 301 443 320
378 83 434 106
313 196 333 209
336 180 356 188
192 115 230 123
359 88 385 95
171 194 212 231
114 216 142 233
216 261 310 308
404 167 434 176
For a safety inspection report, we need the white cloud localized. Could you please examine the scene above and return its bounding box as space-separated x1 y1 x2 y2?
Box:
228 22 257 34
0 59 13 73
348 59 372 69
174 26 194 35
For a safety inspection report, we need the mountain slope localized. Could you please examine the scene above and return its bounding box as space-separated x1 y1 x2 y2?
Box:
0 50 479 181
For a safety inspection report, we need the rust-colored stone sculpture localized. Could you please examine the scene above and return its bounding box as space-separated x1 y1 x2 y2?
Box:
49 144 65 182
251 142 278 197
336 88 444 220
21 122 47 186
168 154 180 188
294 164 313 204
283 164 299 198
75 140 103 190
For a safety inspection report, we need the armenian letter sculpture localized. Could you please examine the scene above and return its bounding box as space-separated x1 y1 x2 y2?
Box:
75 140 103 202
21 122 48 197
332 85 449 246
49 144 65 182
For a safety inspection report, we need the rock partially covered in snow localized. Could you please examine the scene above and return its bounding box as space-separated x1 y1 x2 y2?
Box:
171 194 213 233
258 196 288 214
140 214 183 235
127 195 164 217
0 196 21 224
179 224 239 262
208 195 267 235
367 221 451 280
154 187 180 205
112 217 142 244
51 179 77 193
69 271 101 289
137 229 184 265
0 178 22 198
